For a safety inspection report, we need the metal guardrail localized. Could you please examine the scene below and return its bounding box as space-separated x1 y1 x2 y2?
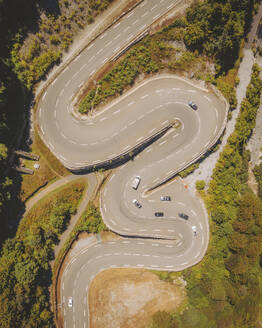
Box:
69 120 179 173
15 150 40 161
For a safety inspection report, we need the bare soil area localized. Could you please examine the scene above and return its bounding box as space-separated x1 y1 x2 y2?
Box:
89 268 185 328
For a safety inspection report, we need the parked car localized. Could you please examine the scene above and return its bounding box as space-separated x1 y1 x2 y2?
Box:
178 213 189 220
68 297 73 307
132 176 141 190
160 196 171 201
188 100 198 110
132 199 142 208
155 212 164 217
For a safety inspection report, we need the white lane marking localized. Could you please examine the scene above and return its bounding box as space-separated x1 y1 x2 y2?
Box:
151 4 158 10
139 24 147 31
173 87 181 91
137 264 144 267
99 32 107 39
127 34 134 41
128 101 134 106
180 262 188 266
136 136 143 142
152 243 159 247
177 201 184 206
146 148 152 153
162 120 169 125
123 26 130 32
110 219 116 226
113 109 120 115
97 48 103 55
179 233 183 239
122 241 130 244
105 40 112 47
165 265 174 268
166 245 173 248
204 95 211 102
127 11 134 18
65 79 71 87
153 14 160 20
167 3 173 9
168 229 174 232
159 140 167 146
80 63 87 71
102 57 109 64
43 91 47 100
133 19 139 25
138 114 144 120
191 209 197 216
113 22 120 29
194 251 200 258
141 94 149 99
88 55 95 63
141 11 148 18
114 33 121 40
87 44 94 50
72 71 79 80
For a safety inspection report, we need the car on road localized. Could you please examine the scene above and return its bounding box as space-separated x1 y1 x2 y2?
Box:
132 176 141 190
192 225 197 235
188 100 198 110
68 297 73 307
160 196 171 201
178 213 189 220
132 199 142 208
155 212 164 217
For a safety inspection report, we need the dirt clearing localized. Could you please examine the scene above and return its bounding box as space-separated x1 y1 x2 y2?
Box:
89 268 185 328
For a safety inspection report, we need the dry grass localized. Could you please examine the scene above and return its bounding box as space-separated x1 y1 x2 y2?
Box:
89 268 185 328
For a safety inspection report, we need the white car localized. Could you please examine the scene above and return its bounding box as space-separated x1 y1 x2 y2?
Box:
192 226 197 235
132 176 141 190
68 297 73 307
132 199 142 208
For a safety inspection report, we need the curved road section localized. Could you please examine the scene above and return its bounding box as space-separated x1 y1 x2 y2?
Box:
36 1 228 327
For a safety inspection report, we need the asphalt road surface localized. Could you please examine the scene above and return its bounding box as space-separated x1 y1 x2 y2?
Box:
36 1 228 327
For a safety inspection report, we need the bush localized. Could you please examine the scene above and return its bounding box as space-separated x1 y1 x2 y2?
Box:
196 180 205 191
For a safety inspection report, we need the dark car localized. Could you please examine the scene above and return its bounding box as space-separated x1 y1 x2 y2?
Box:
160 196 171 201
188 101 198 110
155 212 164 217
178 212 189 220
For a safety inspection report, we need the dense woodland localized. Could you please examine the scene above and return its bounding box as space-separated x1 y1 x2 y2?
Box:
0 0 262 327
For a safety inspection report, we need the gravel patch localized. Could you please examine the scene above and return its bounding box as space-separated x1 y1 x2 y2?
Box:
184 49 255 191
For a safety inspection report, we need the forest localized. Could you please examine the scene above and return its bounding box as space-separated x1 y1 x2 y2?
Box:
0 0 262 327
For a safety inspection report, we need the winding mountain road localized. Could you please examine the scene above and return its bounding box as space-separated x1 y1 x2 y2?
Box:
36 1 228 327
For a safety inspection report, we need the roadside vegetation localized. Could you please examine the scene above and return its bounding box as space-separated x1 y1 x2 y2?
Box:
78 0 259 114
149 64 262 328
0 0 116 243
0 179 87 327
54 202 107 273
